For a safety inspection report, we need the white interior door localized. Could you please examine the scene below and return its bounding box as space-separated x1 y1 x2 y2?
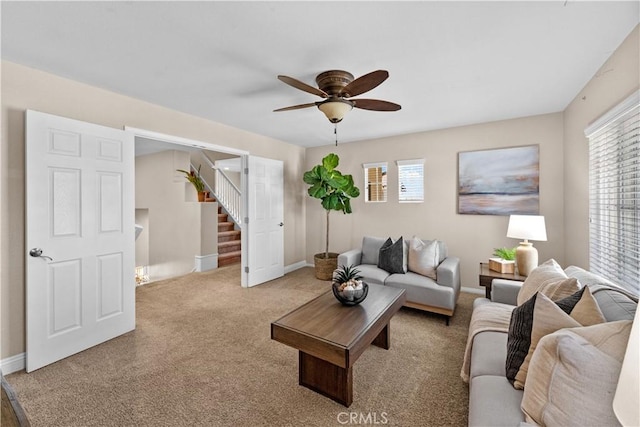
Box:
246 155 284 287
25 110 135 372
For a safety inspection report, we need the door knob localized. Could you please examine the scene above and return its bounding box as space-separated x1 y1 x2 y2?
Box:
29 248 53 261
279 222 284 227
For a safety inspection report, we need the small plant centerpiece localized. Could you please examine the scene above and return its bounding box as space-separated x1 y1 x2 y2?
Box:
332 264 368 305
489 247 517 273
177 165 207 202
303 153 360 280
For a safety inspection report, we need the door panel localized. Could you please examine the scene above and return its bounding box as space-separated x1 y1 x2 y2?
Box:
246 155 284 287
26 110 135 372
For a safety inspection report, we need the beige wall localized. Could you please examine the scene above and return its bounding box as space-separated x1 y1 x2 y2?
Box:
0 61 307 359
136 149 217 282
305 113 565 290
563 25 640 268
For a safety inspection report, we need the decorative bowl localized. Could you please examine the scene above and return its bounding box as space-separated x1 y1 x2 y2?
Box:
332 281 369 306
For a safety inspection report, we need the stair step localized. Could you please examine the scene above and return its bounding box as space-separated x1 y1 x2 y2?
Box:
218 222 235 232
218 213 228 222
218 240 241 254
218 250 241 266
218 230 241 243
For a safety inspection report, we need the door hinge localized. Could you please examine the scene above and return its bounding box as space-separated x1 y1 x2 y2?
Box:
244 266 249 273
244 168 249 175
244 217 249 224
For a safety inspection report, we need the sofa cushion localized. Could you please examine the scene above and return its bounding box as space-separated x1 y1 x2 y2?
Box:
505 287 585 384
385 272 455 311
593 289 637 321
521 321 631 426
356 264 390 286
513 289 606 389
378 237 406 274
361 236 387 265
407 236 439 280
469 375 525 427
517 259 569 305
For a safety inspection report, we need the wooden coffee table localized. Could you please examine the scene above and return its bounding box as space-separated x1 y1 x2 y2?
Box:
271 284 406 407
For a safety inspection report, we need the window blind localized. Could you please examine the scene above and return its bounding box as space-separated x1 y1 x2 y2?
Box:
397 159 424 203
585 90 639 296
363 162 387 202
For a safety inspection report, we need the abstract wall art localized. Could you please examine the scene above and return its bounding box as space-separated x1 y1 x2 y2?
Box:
458 145 539 215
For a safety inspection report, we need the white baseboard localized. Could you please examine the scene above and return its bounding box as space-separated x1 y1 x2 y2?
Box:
461 286 485 295
1 353 25 375
195 253 218 272
284 260 307 274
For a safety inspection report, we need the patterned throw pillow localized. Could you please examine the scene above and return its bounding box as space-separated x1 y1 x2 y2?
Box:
378 237 406 274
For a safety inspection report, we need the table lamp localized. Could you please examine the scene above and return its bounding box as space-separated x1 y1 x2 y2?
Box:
613 309 639 426
506 215 547 276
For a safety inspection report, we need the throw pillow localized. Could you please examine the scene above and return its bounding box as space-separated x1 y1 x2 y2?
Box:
521 320 632 426
378 237 406 274
513 288 606 389
505 287 585 384
516 259 568 305
407 236 439 280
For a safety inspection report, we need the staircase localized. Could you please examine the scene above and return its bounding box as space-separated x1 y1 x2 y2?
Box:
216 204 242 266
193 154 242 268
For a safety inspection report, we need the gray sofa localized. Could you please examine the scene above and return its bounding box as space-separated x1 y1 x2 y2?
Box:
338 236 461 323
467 266 638 426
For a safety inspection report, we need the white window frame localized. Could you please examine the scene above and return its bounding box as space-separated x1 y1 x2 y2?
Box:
584 90 639 296
363 162 387 203
396 159 425 203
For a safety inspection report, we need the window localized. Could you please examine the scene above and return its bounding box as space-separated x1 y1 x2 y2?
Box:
397 159 424 203
585 90 639 295
363 162 387 202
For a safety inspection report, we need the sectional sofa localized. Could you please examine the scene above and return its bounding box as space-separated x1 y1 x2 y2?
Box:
463 262 638 426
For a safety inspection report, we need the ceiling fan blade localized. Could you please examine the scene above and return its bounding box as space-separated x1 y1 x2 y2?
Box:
273 102 318 112
277 75 328 98
340 70 389 97
352 99 401 111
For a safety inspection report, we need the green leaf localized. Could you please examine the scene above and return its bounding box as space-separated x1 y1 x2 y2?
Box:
322 153 339 171
308 184 326 199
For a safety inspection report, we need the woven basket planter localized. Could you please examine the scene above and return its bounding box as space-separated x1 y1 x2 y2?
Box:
313 252 338 281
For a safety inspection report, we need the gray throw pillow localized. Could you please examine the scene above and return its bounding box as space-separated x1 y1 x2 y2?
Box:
378 237 406 274
505 287 585 385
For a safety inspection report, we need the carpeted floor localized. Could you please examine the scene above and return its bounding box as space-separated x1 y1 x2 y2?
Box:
7 265 476 426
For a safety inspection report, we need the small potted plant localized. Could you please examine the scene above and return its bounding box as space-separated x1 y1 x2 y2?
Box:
177 165 207 202
489 247 517 273
332 264 368 305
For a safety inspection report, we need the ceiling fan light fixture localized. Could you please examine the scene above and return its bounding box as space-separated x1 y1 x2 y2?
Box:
317 99 353 123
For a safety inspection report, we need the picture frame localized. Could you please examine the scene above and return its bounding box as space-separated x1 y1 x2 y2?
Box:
458 145 539 215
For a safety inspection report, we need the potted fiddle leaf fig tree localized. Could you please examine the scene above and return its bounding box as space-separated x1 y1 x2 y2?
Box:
303 153 360 280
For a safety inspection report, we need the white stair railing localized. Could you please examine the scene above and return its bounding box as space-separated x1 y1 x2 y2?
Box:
214 168 241 225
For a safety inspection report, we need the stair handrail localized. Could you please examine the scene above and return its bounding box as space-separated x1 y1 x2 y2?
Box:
213 168 242 226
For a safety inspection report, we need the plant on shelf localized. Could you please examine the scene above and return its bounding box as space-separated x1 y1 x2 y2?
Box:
303 153 360 280
493 247 516 261
177 165 207 201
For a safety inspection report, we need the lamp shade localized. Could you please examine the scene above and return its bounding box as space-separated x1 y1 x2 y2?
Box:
317 100 353 123
613 309 640 426
506 215 547 241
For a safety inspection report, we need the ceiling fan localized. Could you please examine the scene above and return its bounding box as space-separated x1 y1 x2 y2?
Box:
273 69 401 124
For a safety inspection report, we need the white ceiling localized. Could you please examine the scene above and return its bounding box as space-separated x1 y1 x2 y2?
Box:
2 1 638 148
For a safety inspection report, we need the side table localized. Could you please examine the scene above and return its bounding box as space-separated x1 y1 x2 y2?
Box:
479 262 526 299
